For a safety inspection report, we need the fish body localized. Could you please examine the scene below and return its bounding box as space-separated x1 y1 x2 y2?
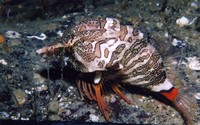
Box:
37 17 197 124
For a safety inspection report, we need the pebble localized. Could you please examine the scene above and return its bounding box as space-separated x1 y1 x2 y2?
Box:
36 85 48 92
191 2 198 8
89 114 99 122
176 16 190 27
172 38 186 47
10 39 22 46
33 73 45 84
49 100 59 113
21 117 29 120
110 94 116 103
186 57 200 70
12 89 27 107
24 89 32 94
11 113 20 120
5 30 21 38
57 30 63 37
0 111 9 119
0 59 8 65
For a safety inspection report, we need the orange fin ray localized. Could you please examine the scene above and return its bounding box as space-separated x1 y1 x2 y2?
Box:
94 84 110 121
111 83 134 105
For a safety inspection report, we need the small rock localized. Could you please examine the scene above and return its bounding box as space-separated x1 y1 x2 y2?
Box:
191 2 198 8
33 73 45 84
11 113 21 120
172 38 186 47
176 16 190 27
0 111 9 119
0 59 8 65
36 85 48 92
10 39 22 46
12 89 27 107
58 108 71 117
110 94 116 103
186 57 200 70
5 31 21 38
89 114 99 122
49 100 59 113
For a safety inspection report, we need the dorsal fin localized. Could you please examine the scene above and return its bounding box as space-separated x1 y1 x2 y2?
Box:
163 57 182 87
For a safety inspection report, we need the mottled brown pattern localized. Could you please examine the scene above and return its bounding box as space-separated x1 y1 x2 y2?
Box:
127 37 133 43
99 18 107 30
119 26 128 41
132 29 139 36
115 44 126 54
97 60 105 68
111 19 118 29
122 40 147 65
104 48 109 58
122 53 150 72
76 40 108 62
79 25 87 32
106 42 125 68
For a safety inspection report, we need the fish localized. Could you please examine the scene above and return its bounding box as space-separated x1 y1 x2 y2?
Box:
36 17 198 124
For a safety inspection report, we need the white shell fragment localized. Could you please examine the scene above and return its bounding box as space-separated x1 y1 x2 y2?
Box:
0 59 8 65
36 85 48 92
5 30 21 38
27 33 47 40
176 16 190 27
191 2 198 8
57 30 63 37
186 57 200 70
172 38 186 47
89 114 99 122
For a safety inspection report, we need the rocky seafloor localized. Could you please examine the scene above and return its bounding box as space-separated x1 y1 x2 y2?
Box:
0 0 200 124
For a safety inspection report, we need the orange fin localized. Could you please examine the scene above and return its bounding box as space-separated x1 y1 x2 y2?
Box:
160 87 178 102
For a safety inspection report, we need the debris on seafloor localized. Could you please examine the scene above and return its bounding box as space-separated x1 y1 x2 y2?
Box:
27 33 47 40
176 16 190 27
0 35 6 43
89 114 99 122
172 38 186 47
12 89 27 107
49 100 59 113
5 31 21 38
186 57 200 71
0 59 8 65
36 84 48 92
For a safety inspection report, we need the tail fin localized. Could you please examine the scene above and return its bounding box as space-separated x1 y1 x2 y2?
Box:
161 87 198 124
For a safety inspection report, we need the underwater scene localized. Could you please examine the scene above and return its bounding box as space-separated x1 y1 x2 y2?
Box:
0 0 200 125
